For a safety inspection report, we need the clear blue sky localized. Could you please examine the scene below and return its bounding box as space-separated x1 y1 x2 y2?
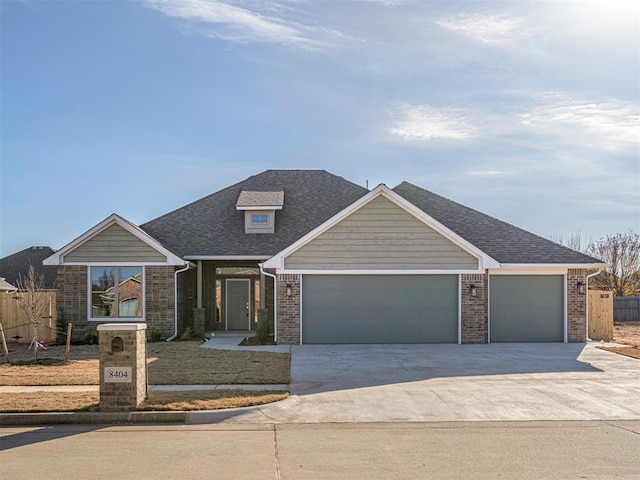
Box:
1 0 638 257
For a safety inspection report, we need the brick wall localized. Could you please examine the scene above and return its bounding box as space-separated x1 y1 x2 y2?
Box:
277 274 300 344
461 273 488 343
145 266 175 338
567 268 587 342
56 265 176 341
56 265 89 341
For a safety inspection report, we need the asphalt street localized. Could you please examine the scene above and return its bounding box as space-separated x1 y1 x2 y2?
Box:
2 421 640 479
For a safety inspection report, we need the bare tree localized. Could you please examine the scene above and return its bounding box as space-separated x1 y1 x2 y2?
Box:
15 265 53 361
550 230 593 253
587 231 640 296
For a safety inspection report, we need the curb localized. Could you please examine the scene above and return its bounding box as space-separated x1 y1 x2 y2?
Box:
0 410 188 426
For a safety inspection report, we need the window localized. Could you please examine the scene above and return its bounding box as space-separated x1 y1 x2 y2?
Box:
251 213 269 224
90 267 143 319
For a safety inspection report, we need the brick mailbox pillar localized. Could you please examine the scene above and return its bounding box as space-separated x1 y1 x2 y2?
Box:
97 323 147 411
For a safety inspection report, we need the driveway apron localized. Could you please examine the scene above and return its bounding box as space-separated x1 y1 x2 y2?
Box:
187 343 640 424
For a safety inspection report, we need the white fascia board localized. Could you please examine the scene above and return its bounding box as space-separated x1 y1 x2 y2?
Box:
43 213 186 266
263 184 499 270
276 269 483 275
499 263 610 270
235 206 283 211
184 255 271 260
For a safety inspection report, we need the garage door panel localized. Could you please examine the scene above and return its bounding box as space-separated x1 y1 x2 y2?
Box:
302 275 458 344
490 275 564 343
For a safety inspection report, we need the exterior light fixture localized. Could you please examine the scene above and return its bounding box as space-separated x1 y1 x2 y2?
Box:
286 284 292 297
577 282 586 295
469 285 477 298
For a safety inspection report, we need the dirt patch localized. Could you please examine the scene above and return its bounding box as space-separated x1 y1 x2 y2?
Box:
599 346 640 360
613 322 640 347
0 390 289 413
598 322 640 360
0 341 290 386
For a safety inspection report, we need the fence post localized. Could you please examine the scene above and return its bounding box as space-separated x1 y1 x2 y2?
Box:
0 323 9 363
64 323 73 364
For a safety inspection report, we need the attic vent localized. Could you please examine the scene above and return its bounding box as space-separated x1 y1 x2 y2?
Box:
236 191 284 234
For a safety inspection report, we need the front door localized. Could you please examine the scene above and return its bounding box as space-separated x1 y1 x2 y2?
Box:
226 279 250 330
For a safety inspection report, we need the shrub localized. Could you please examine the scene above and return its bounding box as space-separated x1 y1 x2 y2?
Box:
148 326 163 342
82 332 99 345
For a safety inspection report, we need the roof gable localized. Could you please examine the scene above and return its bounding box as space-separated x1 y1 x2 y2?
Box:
44 214 185 266
264 184 499 271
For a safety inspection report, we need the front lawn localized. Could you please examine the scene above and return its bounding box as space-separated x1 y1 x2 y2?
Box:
0 341 290 385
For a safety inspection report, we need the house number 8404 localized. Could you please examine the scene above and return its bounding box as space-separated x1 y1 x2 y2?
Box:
104 367 132 383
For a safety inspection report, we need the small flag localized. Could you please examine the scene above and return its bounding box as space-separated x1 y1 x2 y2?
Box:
35 340 48 350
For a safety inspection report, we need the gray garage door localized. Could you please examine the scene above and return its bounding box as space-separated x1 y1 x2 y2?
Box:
302 275 458 344
490 275 564 342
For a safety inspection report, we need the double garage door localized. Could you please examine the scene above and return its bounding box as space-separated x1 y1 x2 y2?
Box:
301 274 565 344
302 275 458 344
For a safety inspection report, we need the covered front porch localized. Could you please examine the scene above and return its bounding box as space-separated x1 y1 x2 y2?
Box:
177 260 275 336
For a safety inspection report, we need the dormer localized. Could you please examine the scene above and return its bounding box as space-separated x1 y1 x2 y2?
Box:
236 190 284 234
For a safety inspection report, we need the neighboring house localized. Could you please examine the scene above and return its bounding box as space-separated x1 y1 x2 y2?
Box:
44 170 606 344
0 246 57 289
0 278 17 292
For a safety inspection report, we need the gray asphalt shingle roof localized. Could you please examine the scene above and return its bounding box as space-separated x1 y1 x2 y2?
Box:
0 246 58 289
393 182 602 264
140 170 368 257
140 169 601 265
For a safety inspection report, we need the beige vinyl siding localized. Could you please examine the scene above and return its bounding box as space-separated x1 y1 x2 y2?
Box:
63 224 167 263
284 196 478 270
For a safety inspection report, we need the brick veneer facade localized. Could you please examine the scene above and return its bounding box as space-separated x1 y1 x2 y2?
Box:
56 265 89 340
461 273 488 343
276 274 301 344
56 265 176 341
145 266 175 338
567 268 588 342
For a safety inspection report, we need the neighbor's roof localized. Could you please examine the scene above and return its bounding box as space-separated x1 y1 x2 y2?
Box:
0 246 58 289
140 170 369 257
0 277 17 291
393 182 603 265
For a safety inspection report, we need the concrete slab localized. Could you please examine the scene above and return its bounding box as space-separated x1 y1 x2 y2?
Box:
200 334 291 353
188 342 640 424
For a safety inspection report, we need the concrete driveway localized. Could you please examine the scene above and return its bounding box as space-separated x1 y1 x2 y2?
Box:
188 343 640 424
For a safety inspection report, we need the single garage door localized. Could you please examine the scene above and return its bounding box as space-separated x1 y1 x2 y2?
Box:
302 275 458 344
490 275 564 342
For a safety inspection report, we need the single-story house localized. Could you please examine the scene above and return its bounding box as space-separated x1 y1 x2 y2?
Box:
44 169 606 344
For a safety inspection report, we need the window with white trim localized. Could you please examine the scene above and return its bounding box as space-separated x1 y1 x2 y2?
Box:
90 266 143 319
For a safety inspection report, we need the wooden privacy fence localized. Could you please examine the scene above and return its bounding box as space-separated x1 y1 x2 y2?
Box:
588 290 613 341
0 290 57 344
614 296 640 322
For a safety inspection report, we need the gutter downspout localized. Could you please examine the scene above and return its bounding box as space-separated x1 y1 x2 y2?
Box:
259 263 277 343
585 269 603 342
167 262 192 342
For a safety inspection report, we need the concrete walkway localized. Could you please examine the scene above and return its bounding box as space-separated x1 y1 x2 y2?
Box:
200 331 291 353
